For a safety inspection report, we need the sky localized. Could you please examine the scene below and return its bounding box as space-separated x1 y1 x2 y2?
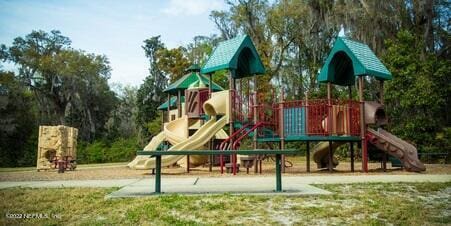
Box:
0 0 227 86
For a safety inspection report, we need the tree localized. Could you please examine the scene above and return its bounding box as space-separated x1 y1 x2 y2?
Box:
186 35 220 65
53 49 117 141
210 0 274 94
210 11 238 40
3 30 71 124
2 30 117 141
137 36 168 141
156 47 190 82
210 0 339 96
382 30 450 152
0 70 38 167
105 84 139 141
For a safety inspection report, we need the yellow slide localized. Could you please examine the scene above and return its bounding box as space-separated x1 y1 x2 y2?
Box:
134 116 228 169
133 90 230 170
127 131 166 168
129 119 228 169
312 141 345 169
128 116 188 169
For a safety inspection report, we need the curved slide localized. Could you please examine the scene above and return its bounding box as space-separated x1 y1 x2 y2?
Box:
312 141 344 169
367 128 425 172
127 116 188 169
127 131 166 168
131 90 230 170
134 116 228 169
312 128 426 172
129 116 228 169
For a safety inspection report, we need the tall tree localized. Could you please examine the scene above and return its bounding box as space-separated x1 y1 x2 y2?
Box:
0 70 38 166
186 35 220 65
137 36 167 140
2 30 116 141
156 47 190 82
383 30 450 151
105 84 139 141
3 30 70 124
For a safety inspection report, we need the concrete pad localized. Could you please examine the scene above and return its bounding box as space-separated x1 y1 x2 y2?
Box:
105 174 451 198
105 177 331 198
131 177 197 187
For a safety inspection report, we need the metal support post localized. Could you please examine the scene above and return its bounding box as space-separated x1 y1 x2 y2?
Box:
275 153 282 192
328 141 333 172
155 156 161 193
350 142 355 172
306 141 310 172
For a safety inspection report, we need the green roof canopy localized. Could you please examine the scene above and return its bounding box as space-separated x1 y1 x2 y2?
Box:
163 72 224 95
318 37 392 86
157 96 185 111
186 64 201 72
201 35 265 78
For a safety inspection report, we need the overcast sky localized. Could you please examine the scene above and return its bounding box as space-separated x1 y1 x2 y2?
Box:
0 0 226 86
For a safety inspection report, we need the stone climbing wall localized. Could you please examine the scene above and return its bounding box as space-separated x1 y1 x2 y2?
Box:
36 125 78 170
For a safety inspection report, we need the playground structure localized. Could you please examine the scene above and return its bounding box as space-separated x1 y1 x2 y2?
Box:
129 35 425 173
36 125 78 171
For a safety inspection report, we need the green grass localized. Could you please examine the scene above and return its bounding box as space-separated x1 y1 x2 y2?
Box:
1 182 450 225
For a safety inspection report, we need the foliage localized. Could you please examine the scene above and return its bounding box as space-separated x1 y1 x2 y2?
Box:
1 0 450 167
146 111 163 138
0 71 38 167
186 35 220 65
1 30 117 141
136 36 167 141
0 30 133 166
105 84 139 141
383 30 450 152
156 47 190 82
77 137 139 164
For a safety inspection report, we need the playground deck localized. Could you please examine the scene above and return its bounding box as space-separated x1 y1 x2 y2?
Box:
256 135 361 142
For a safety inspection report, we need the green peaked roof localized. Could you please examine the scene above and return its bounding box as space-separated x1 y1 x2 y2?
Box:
318 37 392 86
164 72 223 94
157 96 185 111
201 35 265 78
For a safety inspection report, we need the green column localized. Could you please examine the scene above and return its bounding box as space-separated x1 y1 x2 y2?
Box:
275 153 282 192
306 141 310 172
155 156 161 193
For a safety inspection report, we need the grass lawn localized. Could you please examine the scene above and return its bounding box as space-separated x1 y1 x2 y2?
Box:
1 182 450 225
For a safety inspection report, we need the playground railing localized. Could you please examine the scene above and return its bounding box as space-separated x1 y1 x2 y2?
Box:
283 100 307 136
306 99 330 136
231 89 254 123
307 99 360 136
199 89 210 115
255 102 279 138
259 98 361 138
185 88 210 117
